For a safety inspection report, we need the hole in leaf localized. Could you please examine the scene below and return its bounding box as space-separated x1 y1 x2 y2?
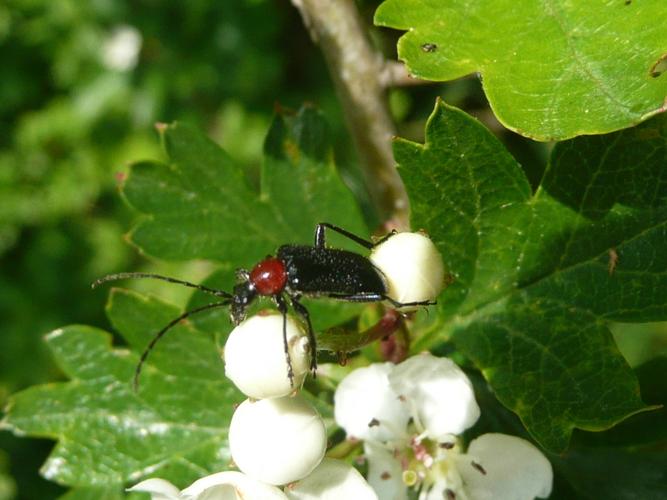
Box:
649 52 667 78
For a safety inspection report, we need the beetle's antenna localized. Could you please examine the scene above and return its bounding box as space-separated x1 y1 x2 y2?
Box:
92 272 233 299
133 300 231 391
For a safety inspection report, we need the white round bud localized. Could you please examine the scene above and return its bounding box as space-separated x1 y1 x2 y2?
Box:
224 313 311 399
229 396 327 486
370 232 444 307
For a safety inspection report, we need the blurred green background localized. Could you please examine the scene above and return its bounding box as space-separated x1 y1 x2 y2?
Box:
1 0 664 498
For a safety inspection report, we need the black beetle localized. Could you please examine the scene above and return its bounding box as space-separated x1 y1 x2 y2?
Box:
94 223 436 388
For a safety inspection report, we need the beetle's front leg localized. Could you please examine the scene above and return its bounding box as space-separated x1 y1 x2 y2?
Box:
274 294 295 387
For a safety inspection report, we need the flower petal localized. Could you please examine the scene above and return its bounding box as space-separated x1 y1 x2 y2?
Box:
460 433 553 500
128 478 181 500
181 471 287 499
285 458 377 500
389 353 480 439
364 441 408 500
334 363 410 442
229 396 326 485
419 478 450 500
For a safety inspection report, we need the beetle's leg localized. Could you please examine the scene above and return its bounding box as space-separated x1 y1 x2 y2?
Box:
325 292 385 302
315 222 375 249
290 297 317 376
274 293 295 387
325 292 436 308
373 229 398 246
383 295 437 308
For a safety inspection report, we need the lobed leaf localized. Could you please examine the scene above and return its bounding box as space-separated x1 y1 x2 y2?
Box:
123 106 367 265
397 100 665 451
551 357 667 498
375 0 667 140
1 292 239 489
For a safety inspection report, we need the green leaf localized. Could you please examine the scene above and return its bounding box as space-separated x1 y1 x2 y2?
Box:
396 99 664 451
554 446 667 499
123 106 367 264
571 356 667 448
106 289 225 383
59 486 144 500
375 0 667 140
1 291 239 489
469 357 667 498
551 357 667 499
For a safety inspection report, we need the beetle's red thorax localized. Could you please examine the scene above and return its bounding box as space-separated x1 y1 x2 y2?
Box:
250 257 287 295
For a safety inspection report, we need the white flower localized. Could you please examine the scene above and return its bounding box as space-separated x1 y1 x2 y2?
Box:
102 25 142 72
128 471 288 499
333 363 410 442
389 354 480 440
229 395 327 485
334 353 553 500
285 458 378 500
369 232 445 307
224 313 311 399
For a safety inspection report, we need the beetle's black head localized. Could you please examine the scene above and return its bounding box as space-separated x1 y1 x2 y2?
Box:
231 281 257 325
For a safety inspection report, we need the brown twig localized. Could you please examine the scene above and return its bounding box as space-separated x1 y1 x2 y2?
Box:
380 61 431 87
292 0 410 229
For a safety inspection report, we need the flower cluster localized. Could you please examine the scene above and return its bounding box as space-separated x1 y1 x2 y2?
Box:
132 311 377 499
334 353 553 500
129 232 549 499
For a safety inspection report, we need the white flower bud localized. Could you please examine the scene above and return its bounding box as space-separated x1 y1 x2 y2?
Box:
286 458 378 500
369 232 444 307
224 313 311 399
229 396 327 486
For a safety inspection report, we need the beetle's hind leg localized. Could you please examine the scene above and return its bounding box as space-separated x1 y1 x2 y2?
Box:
290 297 317 376
384 296 437 308
315 222 399 250
325 292 436 308
315 222 375 249
373 228 398 246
